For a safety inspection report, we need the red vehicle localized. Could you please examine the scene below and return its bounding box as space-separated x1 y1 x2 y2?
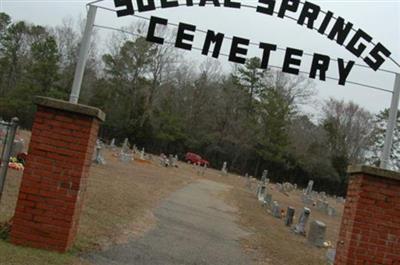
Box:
185 152 210 166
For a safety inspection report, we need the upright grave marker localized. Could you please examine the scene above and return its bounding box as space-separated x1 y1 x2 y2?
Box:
272 201 281 219
93 139 106 165
264 193 272 207
285 207 295 227
221 161 228 175
261 170 268 183
140 148 145 160
257 184 266 201
305 180 314 195
294 207 311 236
109 138 116 148
120 138 133 162
308 220 327 247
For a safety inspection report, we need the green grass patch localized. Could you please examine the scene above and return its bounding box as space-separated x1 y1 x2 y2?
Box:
0 240 79 265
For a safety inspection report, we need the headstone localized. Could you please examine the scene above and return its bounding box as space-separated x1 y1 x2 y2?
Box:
336 196 345 204
221 161 228 175
321 201 329 213
120 153 133 162
11 139 25 157
122 138 129 152
285 207 295 227
247 175 252 189
308 220 327 247
92 140 99 161
316 199 329 214
301 194 314 205
283 182 294 193
272 201 281 218
326 249 336 265
119 138 133 162
160 153 168 166
110 138 116 148
264 194 272 206
200 163 207 175
327 206 337 217
305 180 314 195
256 184 261 196
140 148 145 160
261 170 268 183
316 199 324 210
133 144 138 154
289 183 294 192
173 155 178 167
196 162 202 175
294 207 311 236
257 185 266 202
93 139 106 165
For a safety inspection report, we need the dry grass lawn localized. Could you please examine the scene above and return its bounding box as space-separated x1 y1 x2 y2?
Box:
0 130 343 265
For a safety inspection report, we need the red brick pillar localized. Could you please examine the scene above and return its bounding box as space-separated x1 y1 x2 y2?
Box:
335 165 400 265
10 97 105 252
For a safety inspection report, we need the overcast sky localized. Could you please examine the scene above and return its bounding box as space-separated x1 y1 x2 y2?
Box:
1 0 399 116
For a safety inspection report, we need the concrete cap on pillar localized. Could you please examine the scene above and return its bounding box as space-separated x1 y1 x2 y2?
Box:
348 165 400 181
35 96 106 122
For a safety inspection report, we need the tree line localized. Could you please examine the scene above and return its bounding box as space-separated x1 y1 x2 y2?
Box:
0 13 397 196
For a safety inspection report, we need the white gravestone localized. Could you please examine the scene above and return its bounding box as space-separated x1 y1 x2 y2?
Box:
264 194 272 207
110 138 116 149
305 180 314 195
261 170 268 183
294 207 311 236
201 163 207 175
326 249 336 265
140 148 145 160
308 220 327 247
258 185 267 202
93 139 106 165
327 206 337 217
221 161 228 175
172 155 178 167
272 201 281 218
119 138 133 162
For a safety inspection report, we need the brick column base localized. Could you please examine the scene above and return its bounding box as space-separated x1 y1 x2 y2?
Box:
335 165 400 265
10 97 105 252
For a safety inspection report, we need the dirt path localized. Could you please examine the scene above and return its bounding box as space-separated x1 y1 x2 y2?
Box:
85 179 254 265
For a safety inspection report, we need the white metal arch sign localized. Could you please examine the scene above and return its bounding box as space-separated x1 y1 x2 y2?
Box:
113 0 393 86
70 0 399 170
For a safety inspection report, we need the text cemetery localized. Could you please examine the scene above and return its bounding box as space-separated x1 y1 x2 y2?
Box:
114 0 392 86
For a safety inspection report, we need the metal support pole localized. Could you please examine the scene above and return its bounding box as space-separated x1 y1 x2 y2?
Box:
69 5 97 104
0 117 19 203
380 73 400 169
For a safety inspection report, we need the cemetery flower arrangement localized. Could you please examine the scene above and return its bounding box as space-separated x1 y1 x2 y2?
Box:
8 157 24 171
